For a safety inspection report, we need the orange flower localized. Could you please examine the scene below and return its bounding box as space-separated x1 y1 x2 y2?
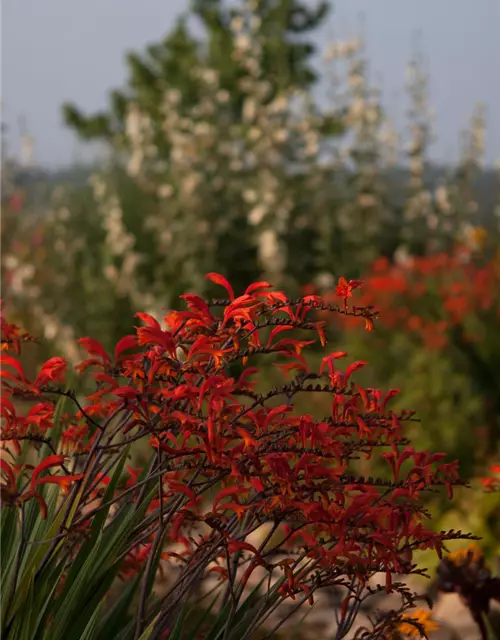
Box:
447 543 483 566
364 316 375 332
396 609 439 637
335 277 363 299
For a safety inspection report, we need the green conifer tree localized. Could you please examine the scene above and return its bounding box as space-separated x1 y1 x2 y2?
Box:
63 0 330 147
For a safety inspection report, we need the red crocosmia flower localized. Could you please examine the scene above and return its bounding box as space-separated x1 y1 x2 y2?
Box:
244 281 273 296
320 351 348 377
25 402 55 433
343 360 367 386
222 295 258 326
78 337 111 364
213 485 250 511
30 455 81 488
76 336 113 373
208 566 229 581
335 277 363 308
1 455 83 519
249 477 264 493
186 336 232 369
266 325 294 347
136 325 176 356
364 316 375 332
0 353 28 384
205 272 235 300
235 427 259 451
34 357 67 387
335 277 350 298
114 335 137 361
0 273 470 632
179 294 215 323
0 395 16 420
26 455 83 520
1 458 17 492
226 539 264 564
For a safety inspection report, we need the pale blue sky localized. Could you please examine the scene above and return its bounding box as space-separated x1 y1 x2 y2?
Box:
2 0 499 168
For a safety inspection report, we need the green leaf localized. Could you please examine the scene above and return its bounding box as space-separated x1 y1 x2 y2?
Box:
203 575 276 640
184 592 220 639
43 530 107 640
136 613 160 640
8 491 68 623
96 573 141 640
30 564 65 639
79 602 103 640
90 445 131 541
143 529 168 605
19 484 60 577
52 449 133 609
166 606 186 640
39 392 68 459
8 570 34 640
47 479 157 640
0 506 21 626
482 613 499 640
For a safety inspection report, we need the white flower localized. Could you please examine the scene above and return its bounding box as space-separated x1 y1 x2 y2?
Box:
235 34 251 53
164 89 181 106
230 16 244 34
157 184 174 199
394 245 412 267
104 264 119 282
243 99 257 123
194 122 212 137
435 185 451 213
248 204 267 226
259 229 285 273
3 254 19 270
58 207 70 221
216 90 230 103
127 150 144 177
273 129 288 143
427 214 439 230
199 68 219 87
243 189 258 204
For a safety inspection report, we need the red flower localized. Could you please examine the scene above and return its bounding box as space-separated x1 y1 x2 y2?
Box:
335 277 364 308
34 357 67 387
0 273 468 632
1 455 83 519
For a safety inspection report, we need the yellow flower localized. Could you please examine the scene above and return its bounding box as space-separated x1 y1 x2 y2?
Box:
465 225 487 251
396 609 439 638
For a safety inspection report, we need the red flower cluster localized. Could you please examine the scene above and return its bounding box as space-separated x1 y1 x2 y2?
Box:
325 249 500 350
1 275 470 637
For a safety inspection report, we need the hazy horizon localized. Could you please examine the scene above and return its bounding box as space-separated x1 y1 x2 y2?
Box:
2 0 499 169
